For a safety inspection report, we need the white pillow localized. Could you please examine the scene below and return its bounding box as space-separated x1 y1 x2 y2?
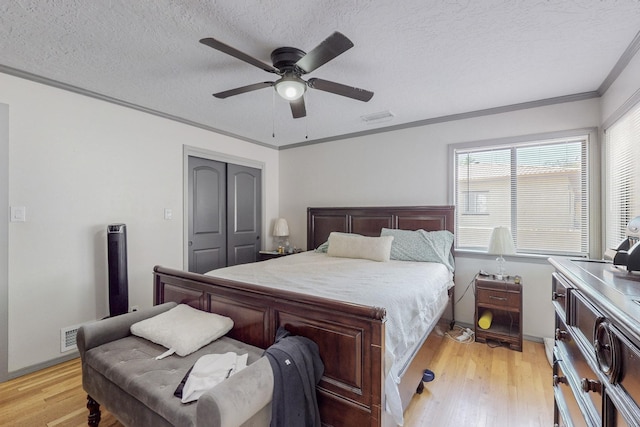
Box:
327 232 394 262
130 304 234 357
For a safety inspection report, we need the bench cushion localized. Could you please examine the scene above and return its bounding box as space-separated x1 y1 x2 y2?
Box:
84 334 263 427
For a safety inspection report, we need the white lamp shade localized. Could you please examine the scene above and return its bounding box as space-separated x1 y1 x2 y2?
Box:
487 226 516 255
272 218 290 237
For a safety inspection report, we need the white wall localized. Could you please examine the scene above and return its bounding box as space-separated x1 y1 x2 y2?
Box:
1 73 279 373
1 103 9 381
279 98 601 340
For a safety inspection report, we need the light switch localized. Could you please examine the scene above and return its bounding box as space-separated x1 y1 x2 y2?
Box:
164 208 172 220
10 206 26 222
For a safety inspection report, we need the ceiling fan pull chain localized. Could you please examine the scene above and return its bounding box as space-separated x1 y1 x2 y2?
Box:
272 90 276 138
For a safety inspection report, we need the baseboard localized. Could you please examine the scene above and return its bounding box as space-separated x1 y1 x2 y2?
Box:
6 351 79 381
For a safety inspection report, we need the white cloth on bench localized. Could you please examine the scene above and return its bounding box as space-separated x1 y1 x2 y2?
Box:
181 352 248 403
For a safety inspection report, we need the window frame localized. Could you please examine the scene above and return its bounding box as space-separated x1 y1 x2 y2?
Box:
448 127 600 258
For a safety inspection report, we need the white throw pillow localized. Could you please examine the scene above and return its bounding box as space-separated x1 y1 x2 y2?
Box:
130 304 234 357
327 232 394 262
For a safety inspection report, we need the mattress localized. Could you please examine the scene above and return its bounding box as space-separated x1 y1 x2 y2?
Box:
206 251 453 424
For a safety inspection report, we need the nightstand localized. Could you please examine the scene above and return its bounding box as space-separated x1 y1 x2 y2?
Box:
258 250 296 261
474 274 522 351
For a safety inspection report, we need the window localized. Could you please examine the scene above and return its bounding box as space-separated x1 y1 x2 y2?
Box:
452 131 591 257
462 191 489 214
604 102 640 251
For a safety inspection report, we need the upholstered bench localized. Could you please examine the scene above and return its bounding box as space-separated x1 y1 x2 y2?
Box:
77 302 273 427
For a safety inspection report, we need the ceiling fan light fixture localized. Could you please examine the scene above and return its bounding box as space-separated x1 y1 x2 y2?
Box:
275 76 306 101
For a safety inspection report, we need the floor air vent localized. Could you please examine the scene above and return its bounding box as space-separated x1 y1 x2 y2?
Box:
61 325 80 352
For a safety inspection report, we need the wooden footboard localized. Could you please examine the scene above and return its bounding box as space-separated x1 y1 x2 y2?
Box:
154 266 387 426
154 266 453 427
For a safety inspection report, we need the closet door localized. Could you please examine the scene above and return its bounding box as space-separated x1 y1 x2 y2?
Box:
187 156 227 273
227 164 261 266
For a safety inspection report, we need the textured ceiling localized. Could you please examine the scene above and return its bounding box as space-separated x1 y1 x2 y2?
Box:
1 1 640 148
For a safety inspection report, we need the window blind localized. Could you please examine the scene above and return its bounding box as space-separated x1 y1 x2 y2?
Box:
605 102 640 250
455 136 589 256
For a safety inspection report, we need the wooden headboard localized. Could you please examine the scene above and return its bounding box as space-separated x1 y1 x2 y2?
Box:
307 205 455 251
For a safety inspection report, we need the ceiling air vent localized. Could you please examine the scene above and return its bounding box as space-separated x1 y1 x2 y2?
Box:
360 110 394 124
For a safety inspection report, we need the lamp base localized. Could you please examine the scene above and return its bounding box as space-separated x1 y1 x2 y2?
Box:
495 255 507 280
274 236 290 253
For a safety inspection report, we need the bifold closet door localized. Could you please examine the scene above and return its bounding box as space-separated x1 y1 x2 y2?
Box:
188 156 227 273
226 163 261 266
187 157 262 273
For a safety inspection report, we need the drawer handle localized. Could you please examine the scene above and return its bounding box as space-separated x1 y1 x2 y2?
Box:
488 295 507 301
555 328 570 342
552 291 565 300
553 375 568 386
580 378 602 394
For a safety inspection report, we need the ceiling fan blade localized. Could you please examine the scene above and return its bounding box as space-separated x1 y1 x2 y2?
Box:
213 82 274 99
307 78 373 102
295 32 354 74
290 97 306 118
200 37 279 74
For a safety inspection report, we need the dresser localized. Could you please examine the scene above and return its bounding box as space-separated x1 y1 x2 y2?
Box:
549 257 640 427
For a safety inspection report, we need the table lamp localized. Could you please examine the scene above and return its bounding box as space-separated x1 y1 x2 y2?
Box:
487 226 516 279
272 218 290 251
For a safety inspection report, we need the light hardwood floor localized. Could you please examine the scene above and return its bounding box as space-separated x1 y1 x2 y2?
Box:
405 337 554 427
0 337 553 427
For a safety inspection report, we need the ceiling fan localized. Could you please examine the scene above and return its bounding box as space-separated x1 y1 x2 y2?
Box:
199 32 374 119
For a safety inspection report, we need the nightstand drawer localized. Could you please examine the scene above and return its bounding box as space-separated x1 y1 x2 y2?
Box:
476 288 520 309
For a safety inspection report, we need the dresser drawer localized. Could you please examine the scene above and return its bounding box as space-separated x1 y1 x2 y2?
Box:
552 272 571 320
571 290 603 346
554 353 591 427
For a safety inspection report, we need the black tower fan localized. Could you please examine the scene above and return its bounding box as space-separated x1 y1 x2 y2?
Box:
107 224 128 316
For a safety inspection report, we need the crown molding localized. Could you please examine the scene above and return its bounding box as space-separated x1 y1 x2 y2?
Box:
280 92 600 150
0 65 276 150
598 30 640 96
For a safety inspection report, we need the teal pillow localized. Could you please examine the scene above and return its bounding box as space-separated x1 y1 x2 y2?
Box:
314 240 329 253
380 228 455 272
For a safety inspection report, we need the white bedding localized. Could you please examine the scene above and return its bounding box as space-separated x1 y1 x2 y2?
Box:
206 251 453 425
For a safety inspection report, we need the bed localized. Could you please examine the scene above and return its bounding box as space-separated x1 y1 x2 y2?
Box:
153 205 455 426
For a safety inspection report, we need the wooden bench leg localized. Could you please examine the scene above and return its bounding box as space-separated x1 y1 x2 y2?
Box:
87 395 101 426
